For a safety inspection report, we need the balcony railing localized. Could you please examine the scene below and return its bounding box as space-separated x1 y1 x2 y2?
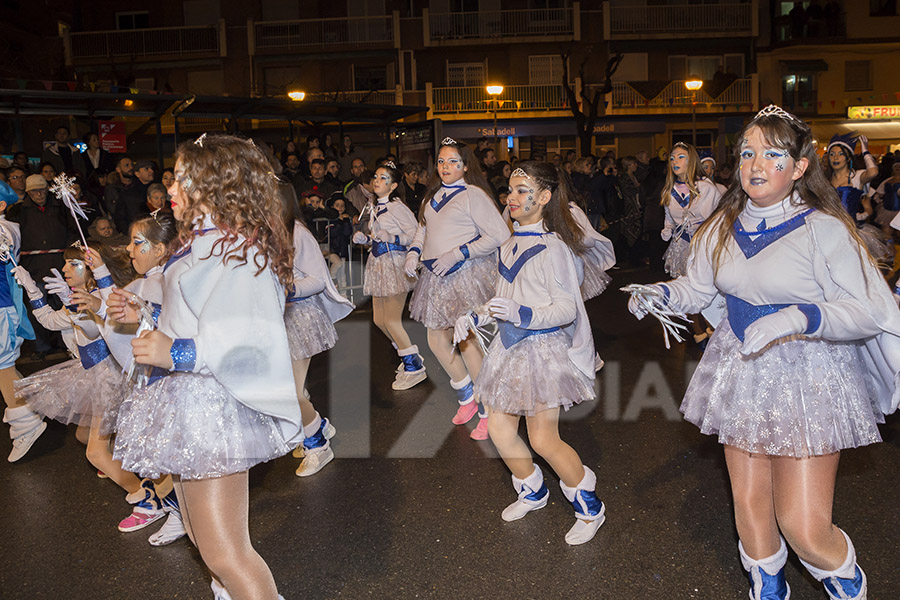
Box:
70 25 221 61
305 90 396 105
432 84 569 114
427 7 576 44
606 1 754 39
253 15 393 52
609 78 754 110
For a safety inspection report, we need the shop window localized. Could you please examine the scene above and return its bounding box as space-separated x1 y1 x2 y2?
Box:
782 73 818 112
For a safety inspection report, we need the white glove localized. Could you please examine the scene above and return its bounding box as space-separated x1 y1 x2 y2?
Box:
488 296 522 326
43 268 73 306
855 212 870 221
741 305 809 355
352 231 371 245
404 253 419 278
11 265 41 299
627 284 667 320
661 227 673 242
453 314 471 345
431 247 464 276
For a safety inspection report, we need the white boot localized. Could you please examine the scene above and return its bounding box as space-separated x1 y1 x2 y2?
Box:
739 537 791 600
4 405 47 462
800 529 867 600
210 580 232 600
559 465 605 545
392 345 427 390
501 463 549 522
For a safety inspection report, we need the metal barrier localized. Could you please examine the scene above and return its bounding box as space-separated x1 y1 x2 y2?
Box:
428 7 574 40
253 15 393 51
70 25 219 60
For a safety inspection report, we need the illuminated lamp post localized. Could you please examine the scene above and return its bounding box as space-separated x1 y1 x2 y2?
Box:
486 84 504 149
684 77 703 146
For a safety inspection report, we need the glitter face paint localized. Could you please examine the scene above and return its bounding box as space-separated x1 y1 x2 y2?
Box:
507 175 544 225
436 146 466 185
739 127 801 208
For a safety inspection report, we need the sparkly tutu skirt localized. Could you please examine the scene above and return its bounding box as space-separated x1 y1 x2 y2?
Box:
284 296 337 361
663 236 689 278
15 356 125 428
580 253 613 301
475 329 595 417
363 251 416 297
112 372 293 480
681 322 882 457
409 255 498 329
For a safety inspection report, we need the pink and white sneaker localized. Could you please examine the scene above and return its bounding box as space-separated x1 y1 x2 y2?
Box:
118 480 165 532
469 417 489 440
452 401 478 425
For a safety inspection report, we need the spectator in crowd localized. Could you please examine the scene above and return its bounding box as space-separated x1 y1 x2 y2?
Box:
8 174 74 358
401 162 426 215
104 155 135 216
320 132 340 159
300 190 338 241
565 149 577 163
113 159 154 234
144 182 170 215
6 167 27 204
490 160 511 196
41 126 86 176
85 168 109 208
81 132 113 180
38 161 56 185
562 161 574 175
12 152 31 173
617 156 644 260
551 153 562 167
637 148 668 269
280 140 298 165
71 177 103 223
160 167 175 190
88 215 128 247
302 147 325 180
326 196 354 288
634 149 651 183
872 162 900 236
479 148 499 179
305 134 320 152
339 134 365 181
283 153 303 185
297 158 339 200
495 186 509 211
345 166 374 215
789 1 806 39
258 140 283 176
476 137 491 153
325 157 344 188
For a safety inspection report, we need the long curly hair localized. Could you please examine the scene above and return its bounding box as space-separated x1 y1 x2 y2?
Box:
174 135 293 287
696 110 873 275
513 162 586 255
660 142 701 207
419 140 493 223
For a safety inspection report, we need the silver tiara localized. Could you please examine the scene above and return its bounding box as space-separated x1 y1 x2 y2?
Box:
383 161 397 169
441 137 457 146
150 208 162 222
71 240 85 251
753 104 802 124
194 133 207 147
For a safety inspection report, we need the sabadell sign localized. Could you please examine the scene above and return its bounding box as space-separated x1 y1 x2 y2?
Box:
847 105 900 120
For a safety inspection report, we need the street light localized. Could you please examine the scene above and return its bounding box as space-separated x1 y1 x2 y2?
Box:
288 90 306 101
486 84 504 149
684 77 703 146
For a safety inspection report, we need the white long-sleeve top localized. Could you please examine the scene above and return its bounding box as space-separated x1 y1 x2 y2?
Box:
291 222 354 322
158 217 302 445
663 193 900 414
478 220 595 378
663 178 721 239
30 289 102 357
569 202 616 271
410 180 510 261
97 265 164 373
367 197 418 246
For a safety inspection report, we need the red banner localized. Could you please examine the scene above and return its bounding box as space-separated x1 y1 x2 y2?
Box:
98 120 126 153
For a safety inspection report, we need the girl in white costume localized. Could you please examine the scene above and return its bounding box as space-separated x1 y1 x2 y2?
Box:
13 243 169 532
109 135 299 600
280 181 354 477
825 132 890 264
699 152 728 196
660 142 722 347
627 106 900 600
80 212 186 545
661 142 722 278
404 138 509 440
455 162 604 545
354 162 426 391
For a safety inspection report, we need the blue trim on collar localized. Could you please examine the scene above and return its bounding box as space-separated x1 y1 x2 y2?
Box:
732 208 814 259
512 231 545 237
430 186 465 213
671 187 690 208
498 244 546 283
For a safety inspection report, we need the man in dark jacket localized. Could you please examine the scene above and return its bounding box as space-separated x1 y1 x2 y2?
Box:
114 159 155 234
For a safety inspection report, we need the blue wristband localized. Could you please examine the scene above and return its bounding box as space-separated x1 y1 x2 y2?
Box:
170 338 197 372
29 297 47 309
